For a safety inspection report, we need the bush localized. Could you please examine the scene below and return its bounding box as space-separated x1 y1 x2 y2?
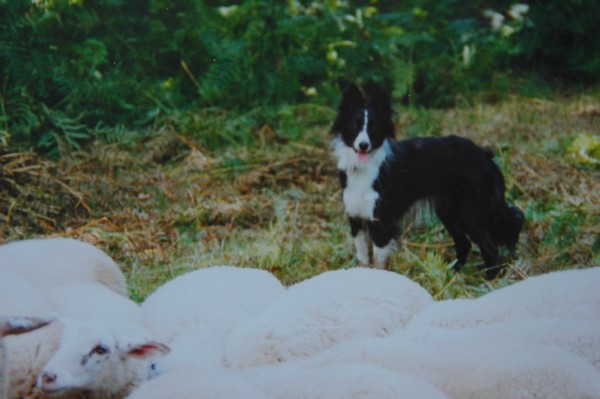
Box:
1 0 598 156
515 0 600 84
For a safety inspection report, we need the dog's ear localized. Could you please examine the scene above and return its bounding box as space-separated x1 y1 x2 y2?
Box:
364 83 392 114
364 82 395 138
339 83 365 112
332 83 364 135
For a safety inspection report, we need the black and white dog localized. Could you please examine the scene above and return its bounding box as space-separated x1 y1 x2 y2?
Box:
331 83 524 279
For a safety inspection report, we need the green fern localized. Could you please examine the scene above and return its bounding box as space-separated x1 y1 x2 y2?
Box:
37 105 90 159
1 0 598 156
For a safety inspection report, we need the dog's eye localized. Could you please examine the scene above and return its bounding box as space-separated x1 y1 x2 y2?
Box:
91 344 110 356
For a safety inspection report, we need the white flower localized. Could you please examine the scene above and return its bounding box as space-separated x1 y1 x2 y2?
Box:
462 45 475 67
218 5 239 18
0 130 10 147
501 25 516 37
302 87 318 97
483 9 505 31
508 4 529 21
344 14 357 24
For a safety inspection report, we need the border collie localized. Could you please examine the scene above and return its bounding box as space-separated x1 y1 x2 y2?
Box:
331 83 524 279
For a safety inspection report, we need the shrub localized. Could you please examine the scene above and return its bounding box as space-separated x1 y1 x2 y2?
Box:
1 0 597 156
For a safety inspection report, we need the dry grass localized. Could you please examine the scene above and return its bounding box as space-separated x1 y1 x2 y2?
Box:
1 95 598 301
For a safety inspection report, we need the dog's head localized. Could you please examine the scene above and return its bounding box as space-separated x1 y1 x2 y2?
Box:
332 83 395 163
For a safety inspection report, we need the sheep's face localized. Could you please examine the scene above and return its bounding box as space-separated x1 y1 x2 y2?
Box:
38 319 169 395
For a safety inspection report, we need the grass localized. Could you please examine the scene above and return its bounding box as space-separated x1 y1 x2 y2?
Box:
1 94 598 302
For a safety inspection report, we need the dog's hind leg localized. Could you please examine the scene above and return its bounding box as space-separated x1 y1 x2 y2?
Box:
443 224 471 272
435 203 471 272
467 226 502 280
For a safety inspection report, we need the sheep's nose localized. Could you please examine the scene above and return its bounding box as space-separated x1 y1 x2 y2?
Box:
358 141 369 152
41 371 57 385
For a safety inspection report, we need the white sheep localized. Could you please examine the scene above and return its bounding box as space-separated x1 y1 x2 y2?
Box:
406 318 600 371
0 239 131 397
156 330 226 374
32 283 165 399
5 283 153 399
302 331 600 399
126 362 448 399
408 266 600 330
141 266 286 343
224 267 434 368
37 318 169 399
44 282 144 327
0 317 52 399
243 362 449 399
0 271 57 399
125 368 270 399
3 321 62 399
0 237 127 296
0 269 56 319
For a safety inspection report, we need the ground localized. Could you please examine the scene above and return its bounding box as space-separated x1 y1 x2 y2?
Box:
1 96 598 301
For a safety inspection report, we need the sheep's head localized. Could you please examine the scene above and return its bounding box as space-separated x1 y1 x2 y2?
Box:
38 319 169 396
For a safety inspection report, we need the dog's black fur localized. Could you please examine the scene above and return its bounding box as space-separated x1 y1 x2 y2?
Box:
332 83 524 279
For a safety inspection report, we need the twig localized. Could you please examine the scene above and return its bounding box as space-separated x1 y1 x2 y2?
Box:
6 198 17 225
176 134 208 153
64 217 118 236
289 142 328 154
405 241 454 249
49 175 93 214
180 60 199 88
434 274 457 300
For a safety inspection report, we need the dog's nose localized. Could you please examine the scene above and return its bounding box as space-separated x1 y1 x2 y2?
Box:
358 141 370 152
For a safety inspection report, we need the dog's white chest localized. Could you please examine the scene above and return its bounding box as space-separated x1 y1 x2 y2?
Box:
343 169 379 220
333 137 391 221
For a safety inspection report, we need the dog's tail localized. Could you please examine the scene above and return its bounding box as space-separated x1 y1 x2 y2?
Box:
401 198 436 229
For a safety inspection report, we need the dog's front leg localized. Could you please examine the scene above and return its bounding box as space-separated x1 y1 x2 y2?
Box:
349 217 371 267
370 220 398 269
354 231 371 267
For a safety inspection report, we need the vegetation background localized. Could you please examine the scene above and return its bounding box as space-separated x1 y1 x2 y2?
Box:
1 0 599 300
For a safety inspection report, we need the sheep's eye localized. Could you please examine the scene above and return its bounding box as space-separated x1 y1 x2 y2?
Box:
91 344 109 356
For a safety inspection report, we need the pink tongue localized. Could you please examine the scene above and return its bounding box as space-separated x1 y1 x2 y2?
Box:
357 152 369 162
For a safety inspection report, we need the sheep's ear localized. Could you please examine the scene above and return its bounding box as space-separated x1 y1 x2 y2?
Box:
0 317 52 337
126 341 170 359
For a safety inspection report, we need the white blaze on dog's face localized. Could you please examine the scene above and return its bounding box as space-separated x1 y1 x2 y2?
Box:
353 110 371 162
